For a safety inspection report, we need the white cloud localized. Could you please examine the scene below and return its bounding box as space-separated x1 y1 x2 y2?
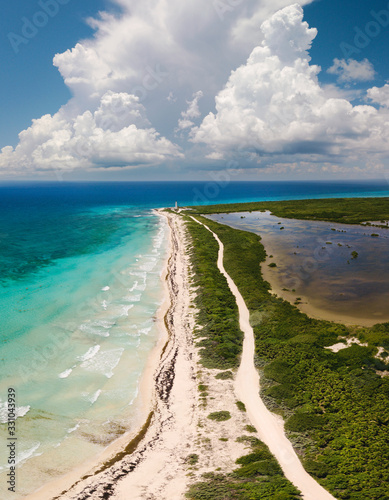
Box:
177 119 195 131
259 3 317 63
167 92 177 103
183 91 203 120
5 0 389 179
327 58 376 83
177 90 204 130
0 92 182 175
192 4 389 164
367 83 389 107
1 0 318 176
51 0 315 110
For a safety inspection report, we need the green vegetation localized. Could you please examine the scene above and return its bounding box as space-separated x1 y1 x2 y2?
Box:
236 401 246 412
187 440 302 499
244 425 257 433
184 210 389 500
186 454 199 466
351 251 358 259
185 217 243 369
215 371 234 380
198 384 208 406
207 411 231 422
184 217 303 498
236 435 261 446
187 197 389 226
268 262 277 268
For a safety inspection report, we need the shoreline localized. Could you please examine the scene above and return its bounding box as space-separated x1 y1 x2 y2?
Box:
25 210 172 500
260 255 385 328
61 210 198 499
44 210 198 499
27 210 345 499
35 211 276 499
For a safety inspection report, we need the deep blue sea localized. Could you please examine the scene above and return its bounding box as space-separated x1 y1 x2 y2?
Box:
0 180 388 497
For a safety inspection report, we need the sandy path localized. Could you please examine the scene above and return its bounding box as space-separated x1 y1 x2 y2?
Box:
192 217 336 500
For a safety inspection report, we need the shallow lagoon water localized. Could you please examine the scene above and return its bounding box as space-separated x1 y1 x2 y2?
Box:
0 207 169 498
208 211 389 325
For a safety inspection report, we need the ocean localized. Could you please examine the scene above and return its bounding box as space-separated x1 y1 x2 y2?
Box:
0 180 388 498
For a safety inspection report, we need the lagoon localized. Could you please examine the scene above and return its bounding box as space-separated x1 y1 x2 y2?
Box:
208 211 389 326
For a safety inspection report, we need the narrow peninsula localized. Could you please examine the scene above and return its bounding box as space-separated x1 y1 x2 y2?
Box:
29 197 389 500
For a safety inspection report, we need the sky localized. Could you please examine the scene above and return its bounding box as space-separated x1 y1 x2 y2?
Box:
0 0 389 181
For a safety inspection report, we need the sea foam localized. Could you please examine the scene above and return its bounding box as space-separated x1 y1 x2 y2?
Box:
16 442 42 466
0 400 30 424
78 345 101 362
80 348 124 378
59 368 73 379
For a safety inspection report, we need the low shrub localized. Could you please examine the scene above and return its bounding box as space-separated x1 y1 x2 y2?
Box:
207 411 231 422
215 371 233 380
236 401 246 412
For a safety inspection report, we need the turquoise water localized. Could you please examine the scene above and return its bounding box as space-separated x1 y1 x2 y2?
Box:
0 181 388 497
0 199 169 496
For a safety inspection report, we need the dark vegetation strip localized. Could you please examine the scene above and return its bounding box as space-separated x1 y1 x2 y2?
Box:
188 214 389 500
185 216 302 499
92 411 155 474
188 197 389 225
185 216 243 369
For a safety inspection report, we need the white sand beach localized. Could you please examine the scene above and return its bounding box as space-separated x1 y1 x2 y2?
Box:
26 211 336 500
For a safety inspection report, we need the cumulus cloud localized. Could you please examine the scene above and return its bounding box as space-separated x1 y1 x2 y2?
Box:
327 58 376 83
192 4 389 163
3 0 389 178
177 91 204 131
52 0 314 109
1 0 317 176
367 83 389 107
0 92 182 174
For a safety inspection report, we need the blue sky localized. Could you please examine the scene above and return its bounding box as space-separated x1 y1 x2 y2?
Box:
304 0 389 89
1 0 389 180
0 0 116 147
